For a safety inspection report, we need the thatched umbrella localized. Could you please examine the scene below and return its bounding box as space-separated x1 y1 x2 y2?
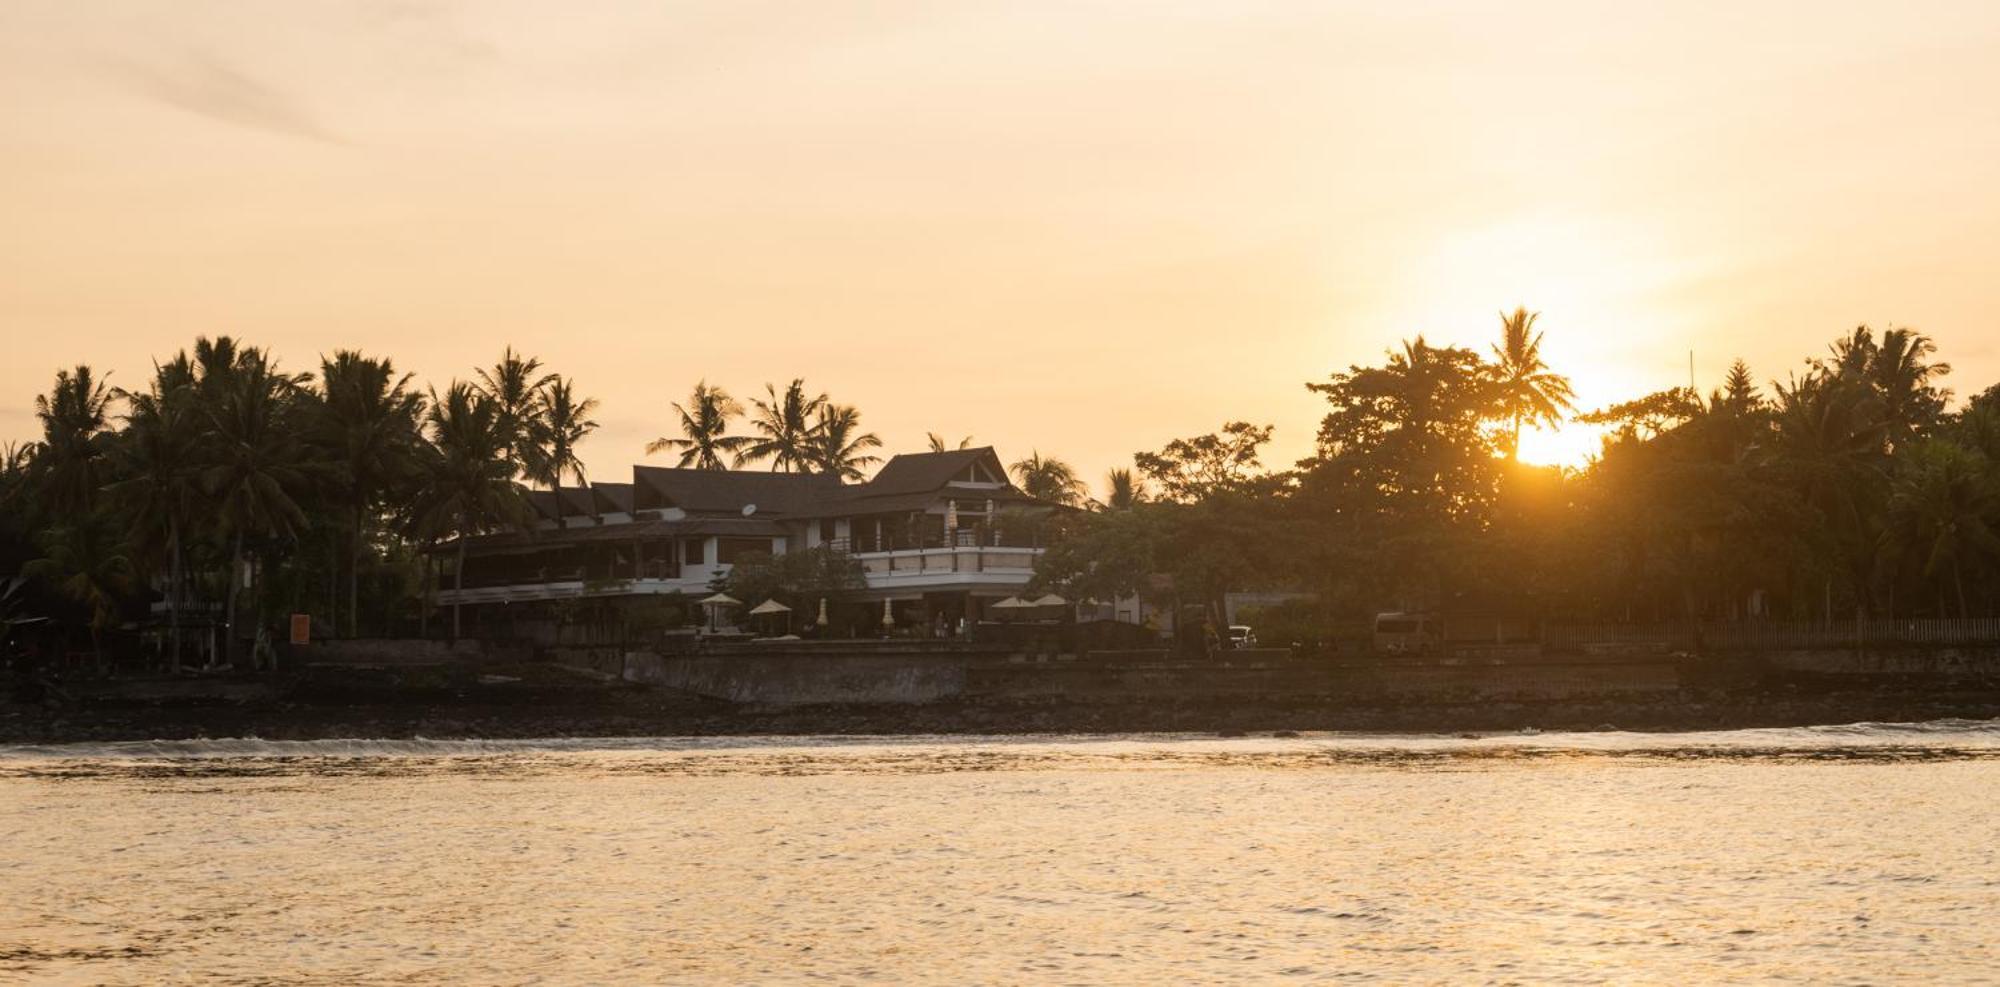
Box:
699 592 740 631
747 598 792 636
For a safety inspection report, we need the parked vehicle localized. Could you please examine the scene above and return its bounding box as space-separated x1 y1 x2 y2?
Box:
1372 612 1437 654
1227 625 1257 649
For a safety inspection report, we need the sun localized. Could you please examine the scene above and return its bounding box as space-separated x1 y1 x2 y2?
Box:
1515 421 1605 470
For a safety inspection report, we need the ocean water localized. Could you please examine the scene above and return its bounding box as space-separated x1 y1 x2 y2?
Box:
2 723 1997 984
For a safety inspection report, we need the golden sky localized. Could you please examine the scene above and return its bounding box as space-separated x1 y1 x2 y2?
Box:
4 2 1998 482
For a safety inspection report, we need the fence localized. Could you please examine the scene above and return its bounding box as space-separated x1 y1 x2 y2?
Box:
1542 618 2000 653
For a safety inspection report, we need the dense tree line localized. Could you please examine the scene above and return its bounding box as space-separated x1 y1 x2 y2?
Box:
0 342 899 665
1034 317 1997 638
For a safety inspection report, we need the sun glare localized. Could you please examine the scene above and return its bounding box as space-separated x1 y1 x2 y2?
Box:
1515 421 1605 470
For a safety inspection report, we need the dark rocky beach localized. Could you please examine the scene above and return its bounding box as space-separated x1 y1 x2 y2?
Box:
4 662 1996 744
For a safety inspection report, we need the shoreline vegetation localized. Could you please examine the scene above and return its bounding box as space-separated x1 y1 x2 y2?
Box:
8 312 2000 713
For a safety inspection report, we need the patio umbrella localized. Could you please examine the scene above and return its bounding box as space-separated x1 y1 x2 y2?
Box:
945 500 959 534
991 596 1030 621
699 592 740 631
816 598 829 628
1031 593 1067 606
747 598 792 635
881 598 896 628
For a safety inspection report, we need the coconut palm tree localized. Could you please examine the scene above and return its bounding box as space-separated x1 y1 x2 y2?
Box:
199 342 314 668
473 346 554 473
1869 327 1950 452
524 376 599 528
31 364 117 514
410 383 529 640
1010 451 1086 506
1105 468 1142 510
809 404 883 481
1491 307 1576 461
927 433 973 453
106 354 204 669
647 381 750 470
1883 440 2000 617
24 513 134 667
739 379 827 471
311 351 425 637
1773 370 1890 619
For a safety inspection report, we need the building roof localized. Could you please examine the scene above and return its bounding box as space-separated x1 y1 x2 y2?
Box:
860 447 1002 497
633 466 844 517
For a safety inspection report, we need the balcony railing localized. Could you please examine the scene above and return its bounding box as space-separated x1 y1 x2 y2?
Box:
832 528 1041 553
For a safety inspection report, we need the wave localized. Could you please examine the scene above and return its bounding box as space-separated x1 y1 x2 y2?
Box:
3 717 1997 764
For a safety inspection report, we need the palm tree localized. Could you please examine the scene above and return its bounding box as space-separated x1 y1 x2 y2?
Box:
106 355 204 669
199 342 314 668
1105 468 1141 510
410 383 529 640
24 514 134 667
312 351 425 637
1870 327 1950 452
1773 371 1890 619
524 376 599 528
473 346 554 473
927 433 973 453
32 364 117 514
1010 451 1086 506
647 381 750 470
809 404 883 481
1883 440 2000 617
739 379 827 471
1491 308 1576 461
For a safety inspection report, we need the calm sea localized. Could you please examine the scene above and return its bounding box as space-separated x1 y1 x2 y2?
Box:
3 723 1997 984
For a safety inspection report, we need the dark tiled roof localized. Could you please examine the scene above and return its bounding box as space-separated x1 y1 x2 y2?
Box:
524 486 597 522
634 466 844 517
590 482 634 514
860 447 1004 497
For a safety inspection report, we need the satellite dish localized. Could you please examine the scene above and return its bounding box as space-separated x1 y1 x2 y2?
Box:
742 503 758 516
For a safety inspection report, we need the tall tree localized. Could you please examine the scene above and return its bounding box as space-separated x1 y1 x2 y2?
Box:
524 376 600 528
1104 468 1142 510
927 433 973 453
739 379 828 471
31 364 116 515
473 346 554 473
1883 440 2000 617
24 513 134 666
647 381 750 470
410 384 529 640
809 404 883 481
1010 451 1087 506
1490 307 1575 461
197 341 314 667
312 351 425 637
1133 422 1274 503
106 354 204 669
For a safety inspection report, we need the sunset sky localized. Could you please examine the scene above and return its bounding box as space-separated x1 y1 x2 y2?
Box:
4 1 1998 484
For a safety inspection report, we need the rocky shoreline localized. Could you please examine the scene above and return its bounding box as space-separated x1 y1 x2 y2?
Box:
4 677 1997 744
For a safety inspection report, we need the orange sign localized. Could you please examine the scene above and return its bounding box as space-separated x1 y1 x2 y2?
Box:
289 613 311 646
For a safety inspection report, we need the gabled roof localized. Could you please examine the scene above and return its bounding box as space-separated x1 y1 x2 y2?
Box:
524 485 598 522
854 447 1010 499
590 482 634 514
633 465 844 517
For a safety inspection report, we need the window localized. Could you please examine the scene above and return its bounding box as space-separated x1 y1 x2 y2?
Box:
682 538 707 565
716 538 772 564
